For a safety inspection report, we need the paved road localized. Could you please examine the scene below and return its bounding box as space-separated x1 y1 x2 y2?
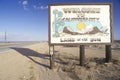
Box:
0 42 39 52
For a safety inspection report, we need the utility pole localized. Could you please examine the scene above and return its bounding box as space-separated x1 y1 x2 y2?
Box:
5 30 7 42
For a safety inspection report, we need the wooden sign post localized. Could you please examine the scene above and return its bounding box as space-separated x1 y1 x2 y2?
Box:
105 45 112 62
49 3 113 69
49 45 55 69
80 45 85 66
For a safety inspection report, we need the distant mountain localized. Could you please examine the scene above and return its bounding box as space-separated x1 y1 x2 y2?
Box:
63 27 81 35
62 26 102 35
85 26 102 34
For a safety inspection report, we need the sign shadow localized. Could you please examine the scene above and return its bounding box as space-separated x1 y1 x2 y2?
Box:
11 47 50 68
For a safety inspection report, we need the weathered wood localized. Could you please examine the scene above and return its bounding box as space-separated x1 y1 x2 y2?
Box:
105 45 112 62
80 45 85 66
49 45 55 69
50 54 55 69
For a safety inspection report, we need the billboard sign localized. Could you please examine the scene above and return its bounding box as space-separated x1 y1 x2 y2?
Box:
49 3 113 45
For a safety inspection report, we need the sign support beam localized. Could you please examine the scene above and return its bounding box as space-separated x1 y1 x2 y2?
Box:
80 45 85 66
105 45 112 62
49 45 55 69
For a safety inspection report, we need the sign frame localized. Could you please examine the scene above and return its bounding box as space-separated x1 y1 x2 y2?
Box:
48 3 113 45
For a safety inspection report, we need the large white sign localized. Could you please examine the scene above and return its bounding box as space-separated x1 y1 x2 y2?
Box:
49 3 113 45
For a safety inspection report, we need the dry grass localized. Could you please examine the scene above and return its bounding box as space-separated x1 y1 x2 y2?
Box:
54 52 120 80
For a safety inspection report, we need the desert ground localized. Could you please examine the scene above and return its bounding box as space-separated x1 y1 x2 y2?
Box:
0 41 120 80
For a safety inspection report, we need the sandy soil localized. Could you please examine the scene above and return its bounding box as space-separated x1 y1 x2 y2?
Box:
0 42 120 80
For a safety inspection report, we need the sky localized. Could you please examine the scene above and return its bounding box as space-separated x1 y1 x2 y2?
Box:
0 0 120 41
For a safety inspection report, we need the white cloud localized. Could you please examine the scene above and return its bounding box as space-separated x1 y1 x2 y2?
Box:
33 5 48 10
23 6 29 10
23 0 29 10
22 0 28 5
40 5 48 10
19 0 29 11
19 0 48 11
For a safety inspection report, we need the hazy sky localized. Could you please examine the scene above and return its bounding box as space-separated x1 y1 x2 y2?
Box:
0 0 120 41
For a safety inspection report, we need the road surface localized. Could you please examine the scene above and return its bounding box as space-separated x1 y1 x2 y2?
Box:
0 42 40 52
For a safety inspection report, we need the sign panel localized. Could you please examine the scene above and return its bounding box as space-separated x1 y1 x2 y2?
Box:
49 3 113 45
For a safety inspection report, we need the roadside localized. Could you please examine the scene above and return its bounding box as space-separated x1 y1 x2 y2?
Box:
0 42 120 80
